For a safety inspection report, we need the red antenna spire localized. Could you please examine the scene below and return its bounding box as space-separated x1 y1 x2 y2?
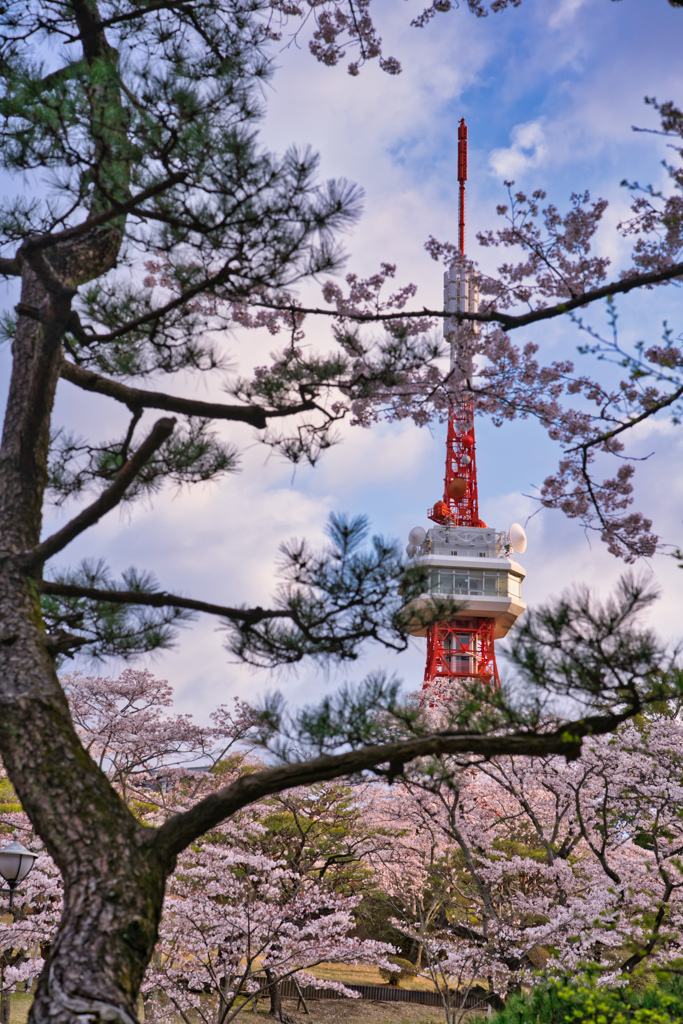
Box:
458 118 467 258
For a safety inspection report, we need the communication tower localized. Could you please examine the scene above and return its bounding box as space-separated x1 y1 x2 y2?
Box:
404 120 527 697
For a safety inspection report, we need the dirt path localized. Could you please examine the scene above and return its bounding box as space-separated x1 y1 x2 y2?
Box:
236 998 481 1024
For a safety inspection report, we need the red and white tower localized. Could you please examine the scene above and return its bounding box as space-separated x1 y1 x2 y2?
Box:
404 120 527 698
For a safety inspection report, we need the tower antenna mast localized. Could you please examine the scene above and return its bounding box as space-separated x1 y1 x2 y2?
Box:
403 120 528 699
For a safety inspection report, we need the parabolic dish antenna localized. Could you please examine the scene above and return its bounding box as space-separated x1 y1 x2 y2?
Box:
509 522 527 554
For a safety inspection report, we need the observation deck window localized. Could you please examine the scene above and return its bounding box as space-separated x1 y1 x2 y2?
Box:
427 569 521 599
507 572 523 598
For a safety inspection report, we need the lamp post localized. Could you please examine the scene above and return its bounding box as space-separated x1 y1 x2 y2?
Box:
0 838 37 1024
0 839 37 913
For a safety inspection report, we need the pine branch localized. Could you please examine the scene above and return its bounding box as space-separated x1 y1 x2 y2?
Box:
60 361 270 428
40 580 289 626
153 706 635 862
20 173 188 254
74 264 232 343
28 417 176 566
94 2 195 32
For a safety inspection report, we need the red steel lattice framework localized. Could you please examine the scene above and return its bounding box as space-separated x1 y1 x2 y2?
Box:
427 402 482 529
422 119 500 694
424 619 498 688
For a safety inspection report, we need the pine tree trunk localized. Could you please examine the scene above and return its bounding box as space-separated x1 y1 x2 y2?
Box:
0 0 147 994
0 244 169 1024
0 541 169 1024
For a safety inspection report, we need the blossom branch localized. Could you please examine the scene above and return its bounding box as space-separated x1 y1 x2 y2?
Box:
250 258 683 332
567 382 683 453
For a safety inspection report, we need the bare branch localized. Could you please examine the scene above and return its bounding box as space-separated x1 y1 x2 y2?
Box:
40 580 290 626
28 417 176 566
0 256 20 277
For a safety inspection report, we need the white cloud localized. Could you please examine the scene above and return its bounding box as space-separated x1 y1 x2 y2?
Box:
548 0 593 30
489 120 548 180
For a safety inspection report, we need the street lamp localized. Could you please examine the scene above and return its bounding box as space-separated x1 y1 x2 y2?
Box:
0 838 37 911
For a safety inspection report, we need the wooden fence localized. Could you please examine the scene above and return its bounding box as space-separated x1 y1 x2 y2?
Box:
278 979 485 1009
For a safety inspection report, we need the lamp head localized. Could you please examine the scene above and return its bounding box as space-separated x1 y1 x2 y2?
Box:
0 839 38 885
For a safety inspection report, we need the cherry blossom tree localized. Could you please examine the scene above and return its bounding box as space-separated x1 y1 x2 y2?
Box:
0 840 63 1014
60 670 259 808
1 810 392 1024
0 797 392 1024
365 709 683 1020
143 830 393 1024
252 780 396 896
259 112 683 562
2 587 681 1022
0 670 241 1012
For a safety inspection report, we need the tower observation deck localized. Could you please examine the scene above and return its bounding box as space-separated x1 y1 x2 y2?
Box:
403 120 527 696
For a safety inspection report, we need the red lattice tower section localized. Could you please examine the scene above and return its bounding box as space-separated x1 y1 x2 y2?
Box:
424 620 499 688
427 400 483 528
423 119 500 696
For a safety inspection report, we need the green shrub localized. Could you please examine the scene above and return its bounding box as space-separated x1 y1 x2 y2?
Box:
378 955 418 988
486 975 683 1024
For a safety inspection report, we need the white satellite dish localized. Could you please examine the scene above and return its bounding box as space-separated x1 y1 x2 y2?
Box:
408 526 427 547
509 522 527 554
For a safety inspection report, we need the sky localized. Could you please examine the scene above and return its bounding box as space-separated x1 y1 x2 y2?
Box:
2 0 683 722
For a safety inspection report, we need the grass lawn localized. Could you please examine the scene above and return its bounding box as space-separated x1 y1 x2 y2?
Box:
7 991 31 1024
